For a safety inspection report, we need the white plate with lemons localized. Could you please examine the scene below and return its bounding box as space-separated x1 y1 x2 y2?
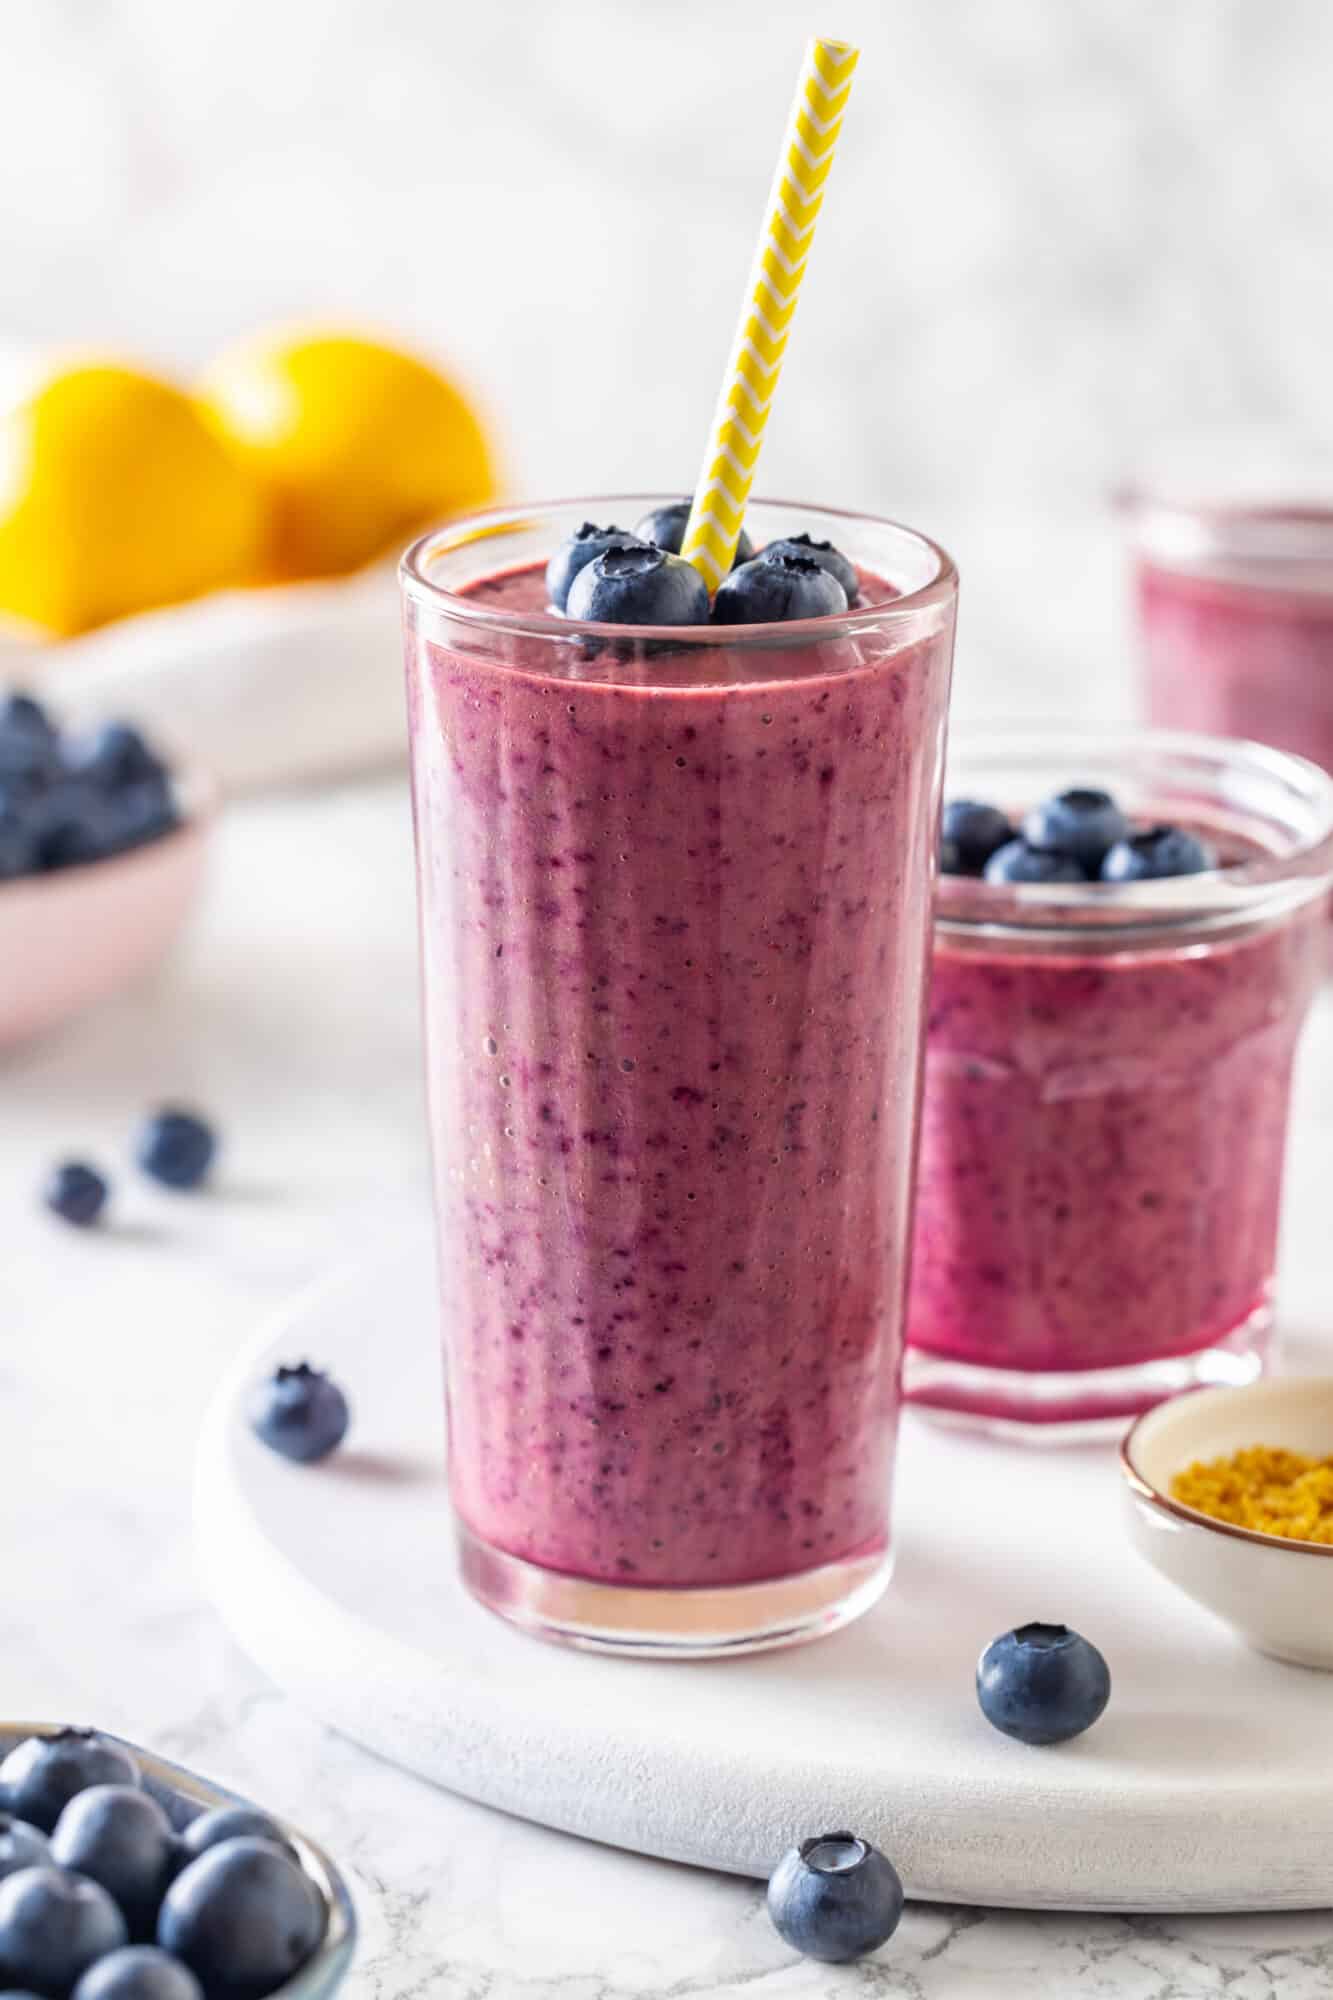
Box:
0 330 496 793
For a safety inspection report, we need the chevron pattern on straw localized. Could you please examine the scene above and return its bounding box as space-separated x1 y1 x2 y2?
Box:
681 36 860 590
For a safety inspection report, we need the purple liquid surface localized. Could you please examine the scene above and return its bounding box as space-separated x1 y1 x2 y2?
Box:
406 560 953 1587
908 893 1324 1381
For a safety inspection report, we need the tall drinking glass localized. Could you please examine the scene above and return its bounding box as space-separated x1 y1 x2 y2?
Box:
401 498 957 1656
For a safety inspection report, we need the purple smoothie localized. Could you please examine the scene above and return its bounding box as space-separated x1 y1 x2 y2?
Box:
903 728 1333 1430
405 543 955 1589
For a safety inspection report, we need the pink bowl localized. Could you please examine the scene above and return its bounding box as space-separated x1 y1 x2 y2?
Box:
0 777 212 1048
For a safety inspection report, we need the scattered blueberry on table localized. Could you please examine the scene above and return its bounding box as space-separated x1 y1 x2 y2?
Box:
767 1832 904 1963
976 1622 1112 1745
544 523 642 613
43 1162 109 1229
249 1363 350 1464
0 1865 128 1995
0 1730 141 1835
0 693 179 880
712 551 847 624
157 1836 326 2000
1101 824 1216 881
631 498 756 568
565 543 711 626
134 1111 217 1192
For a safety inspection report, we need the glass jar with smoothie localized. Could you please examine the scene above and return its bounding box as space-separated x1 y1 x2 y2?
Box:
401 496 957 1653
1125 466 1333 773
905 724 1333 1437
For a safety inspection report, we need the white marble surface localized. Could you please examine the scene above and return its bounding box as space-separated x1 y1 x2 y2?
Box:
3 776 1333 1995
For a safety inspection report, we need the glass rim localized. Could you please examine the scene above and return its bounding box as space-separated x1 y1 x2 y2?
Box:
1117 480 1333 565
399 493 959 645
937 722 1333 944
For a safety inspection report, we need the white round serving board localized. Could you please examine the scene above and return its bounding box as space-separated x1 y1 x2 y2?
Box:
197 1235 1333 1914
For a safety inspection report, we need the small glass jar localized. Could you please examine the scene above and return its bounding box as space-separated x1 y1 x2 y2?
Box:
1123 460 1333 773
904 724 1333 1439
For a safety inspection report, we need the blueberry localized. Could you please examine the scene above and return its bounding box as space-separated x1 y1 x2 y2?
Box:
977 1621 1111 1745
177 1811 296 1867
0 1866 128 1995
73 1946 203 2000
249 1364 350 1465
545 524 641 614
43 1163 109 1230
1022 788 1129 874
0 814 38 881
101 776 179 857
1101 824 1216 881
767 1833 904 1964
0 1821 49 1884
940 799 1014 876
0 1733 141 1835
632 500 754 568
565 543 710 627
52 1787 176 1938
27 780 116 872
63 724 165 796
135 1111 216 1192
0 694 58 785
157 1838 324 2000
712 553 848 625
983 840 1085 886
759 534 859 605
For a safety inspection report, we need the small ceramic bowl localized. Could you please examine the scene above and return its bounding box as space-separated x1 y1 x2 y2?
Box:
0 772 212 1050
0 1721 356 1997
1121 1378 1333 1669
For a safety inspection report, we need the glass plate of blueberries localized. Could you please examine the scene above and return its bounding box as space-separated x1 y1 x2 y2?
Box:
0 1722 355 2000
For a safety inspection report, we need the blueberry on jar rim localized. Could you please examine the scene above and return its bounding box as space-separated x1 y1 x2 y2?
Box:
1022 788 1129 875
632 499 755 568
759 533 859 605
545 523 641 613
712 552 847 625
983 839 1085 886
939 799 1013 875
565 543 711 626
1101 825 1216 881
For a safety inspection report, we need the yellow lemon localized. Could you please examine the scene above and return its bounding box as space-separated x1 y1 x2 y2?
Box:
198 329 497 581
0 359 267 636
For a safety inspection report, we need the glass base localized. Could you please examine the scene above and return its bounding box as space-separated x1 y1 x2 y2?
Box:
903 1302 1273 1442
457 1524 893 1659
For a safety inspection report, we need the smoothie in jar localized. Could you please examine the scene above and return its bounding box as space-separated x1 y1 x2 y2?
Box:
402 498 957 1652
1126 482 1333 776
905 727 1333 1435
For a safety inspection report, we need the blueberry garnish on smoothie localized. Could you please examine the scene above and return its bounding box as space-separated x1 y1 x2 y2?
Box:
759 531 860 605
633 498 755 568
712 550 848 624
544 523 640 613
1101 824 1216 880
565 541 711 625
984 839 1085 885
1023 787 1130 875
939 799 1013 875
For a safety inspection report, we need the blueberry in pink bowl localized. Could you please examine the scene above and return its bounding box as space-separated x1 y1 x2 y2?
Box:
0 1725 354 2000
0 695 182 881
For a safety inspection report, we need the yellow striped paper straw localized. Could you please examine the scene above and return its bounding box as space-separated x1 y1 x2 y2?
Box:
680 35 860 590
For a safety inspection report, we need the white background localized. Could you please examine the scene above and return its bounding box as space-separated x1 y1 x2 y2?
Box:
5 0 1333 720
